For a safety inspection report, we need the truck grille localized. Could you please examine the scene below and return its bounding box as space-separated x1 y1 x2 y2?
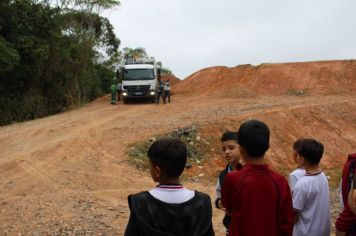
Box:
124 85 151 96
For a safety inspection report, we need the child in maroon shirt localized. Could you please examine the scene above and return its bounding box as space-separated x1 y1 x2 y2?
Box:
221 120 294 236
336 153 356 236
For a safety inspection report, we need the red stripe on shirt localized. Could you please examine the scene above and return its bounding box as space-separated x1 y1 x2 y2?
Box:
157 185 183 189
305 169 322 176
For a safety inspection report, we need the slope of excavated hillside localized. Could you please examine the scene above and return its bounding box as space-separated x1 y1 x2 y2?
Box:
175 60 356 97
161 74 180 85
197 96 356 171
161 74 181 95
0 61 355 235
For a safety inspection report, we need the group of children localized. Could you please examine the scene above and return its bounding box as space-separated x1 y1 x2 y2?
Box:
123 119 355 236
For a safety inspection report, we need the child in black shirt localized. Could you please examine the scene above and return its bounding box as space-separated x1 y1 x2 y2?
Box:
124 138 215 236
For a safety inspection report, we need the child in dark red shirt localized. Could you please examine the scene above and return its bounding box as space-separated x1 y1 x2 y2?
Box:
221 120 294 236
336 153 356 236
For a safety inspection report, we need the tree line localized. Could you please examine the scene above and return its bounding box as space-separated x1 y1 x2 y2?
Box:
0 0 120 125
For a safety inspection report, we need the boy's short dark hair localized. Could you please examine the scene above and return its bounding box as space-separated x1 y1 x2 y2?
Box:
299 139 324 165
237 120 270 158
147 138 187 179
221 131 238 142
293 138 305 155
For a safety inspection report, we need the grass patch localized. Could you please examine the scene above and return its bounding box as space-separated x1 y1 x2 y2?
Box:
128 125 205 170
274 166 342 189
324 168 342 189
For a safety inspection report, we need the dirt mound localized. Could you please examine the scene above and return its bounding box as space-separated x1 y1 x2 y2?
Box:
161 74 180 95
197 98 356 172
161 74 181 86
174 60 356 97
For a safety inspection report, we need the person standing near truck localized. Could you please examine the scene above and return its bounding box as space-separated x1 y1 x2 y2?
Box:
163 78 171 104
156 78 164 104
110 83 117 105
117 80 122 101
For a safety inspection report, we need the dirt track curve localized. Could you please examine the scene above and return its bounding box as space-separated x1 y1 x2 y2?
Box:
1 62 356 235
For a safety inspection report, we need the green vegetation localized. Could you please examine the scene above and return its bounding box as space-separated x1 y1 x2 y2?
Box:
323 168 342 189
121 47 148 61
121 47 172 75
128 126 205 170
0 0 120 125
0 1 174 126
156 61 172 75
161 68 172 75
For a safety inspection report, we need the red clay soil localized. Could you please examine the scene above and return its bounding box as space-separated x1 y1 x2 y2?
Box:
0 60 355 235
161 74 180 95
161 74 181 86
175 60 356 97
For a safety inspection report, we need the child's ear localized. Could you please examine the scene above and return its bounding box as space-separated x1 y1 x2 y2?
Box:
239 146 247 161
298 155 305 166
155 166 162 179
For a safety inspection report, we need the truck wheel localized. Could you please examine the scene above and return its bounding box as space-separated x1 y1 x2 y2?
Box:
123 98 128 104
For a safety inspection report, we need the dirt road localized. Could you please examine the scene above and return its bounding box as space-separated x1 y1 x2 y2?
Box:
1 92 356 235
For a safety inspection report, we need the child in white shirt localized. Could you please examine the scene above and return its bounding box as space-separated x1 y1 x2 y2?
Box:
292 139 330 236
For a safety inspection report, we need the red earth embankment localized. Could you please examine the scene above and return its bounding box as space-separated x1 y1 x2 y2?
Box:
174 60 356 97
161 74 181 85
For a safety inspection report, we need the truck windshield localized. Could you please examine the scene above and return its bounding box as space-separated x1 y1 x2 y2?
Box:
124 69 154 80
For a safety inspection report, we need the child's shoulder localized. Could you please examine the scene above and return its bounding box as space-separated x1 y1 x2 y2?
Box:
289 168 306 177
194 190 211 200
268 169 289 184
218 164 230 175
130 190 211 205
193 190 210 198
219 163 229 171
127 191 151 209
290 168 304 174
223 168 245 182
295 172 328 187
128 191 150 202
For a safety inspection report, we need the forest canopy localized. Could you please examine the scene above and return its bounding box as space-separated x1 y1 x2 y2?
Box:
0 0 120 125
0 0 172 126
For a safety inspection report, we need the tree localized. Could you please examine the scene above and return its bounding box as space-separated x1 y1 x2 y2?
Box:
54 0 120 13
161 67 172 75
0 0 120 125
122 47 148 61
119 47 173 75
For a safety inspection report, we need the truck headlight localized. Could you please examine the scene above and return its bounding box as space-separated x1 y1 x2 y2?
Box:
123 92 128 96
150 91 155 95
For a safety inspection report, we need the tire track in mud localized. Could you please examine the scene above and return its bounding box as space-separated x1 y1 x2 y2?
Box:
0 93 355 235
0 103 152 163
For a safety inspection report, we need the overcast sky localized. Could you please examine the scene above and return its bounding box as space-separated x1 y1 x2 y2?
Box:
104 0 356 79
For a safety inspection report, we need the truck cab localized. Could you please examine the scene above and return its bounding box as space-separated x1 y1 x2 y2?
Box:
117 58 160 104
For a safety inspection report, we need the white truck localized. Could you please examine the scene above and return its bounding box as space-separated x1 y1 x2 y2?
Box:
117 58 161 104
